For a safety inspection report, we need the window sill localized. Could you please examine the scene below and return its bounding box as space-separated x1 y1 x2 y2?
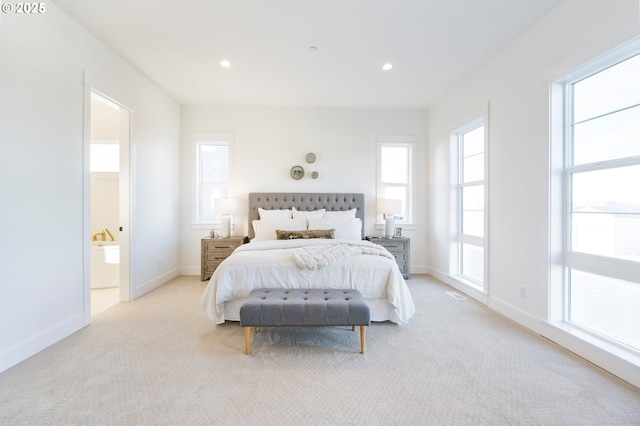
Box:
374 223 417 231
191 222 220 230
549 321 640 367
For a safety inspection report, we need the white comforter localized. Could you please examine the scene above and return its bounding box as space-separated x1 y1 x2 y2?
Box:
200 239 415 324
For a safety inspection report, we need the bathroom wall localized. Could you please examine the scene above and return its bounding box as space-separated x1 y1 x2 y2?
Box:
90 174 119 241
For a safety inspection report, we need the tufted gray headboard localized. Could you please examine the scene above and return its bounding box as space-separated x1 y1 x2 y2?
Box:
248 192 365 239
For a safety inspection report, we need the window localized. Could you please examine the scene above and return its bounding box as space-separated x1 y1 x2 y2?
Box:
450 110 488 291
553 50 640 353
90 143 119 172
377 135 417 225
192 133 233 226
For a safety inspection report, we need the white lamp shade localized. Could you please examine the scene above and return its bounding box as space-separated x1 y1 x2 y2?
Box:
213 197 237 215
377 198 401 216
377 198 401 238
213 197 237 238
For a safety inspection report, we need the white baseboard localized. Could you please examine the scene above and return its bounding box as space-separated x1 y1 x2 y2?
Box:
489 296 640 389
133 268 180 299
0 314 87 374
426 267 640 389
179 266 200 276
427 267 488 304
410 264 429 275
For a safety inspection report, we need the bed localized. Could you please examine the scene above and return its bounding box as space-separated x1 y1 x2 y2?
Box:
200 192 415 324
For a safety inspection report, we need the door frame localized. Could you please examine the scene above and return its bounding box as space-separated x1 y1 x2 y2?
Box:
83 71 134 323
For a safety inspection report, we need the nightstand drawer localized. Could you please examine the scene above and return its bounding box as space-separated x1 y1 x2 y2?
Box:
204 242 241 251
379 241 407 251
390 252 406 261
366 236 410 279
201 236 247 281
205 251 233 262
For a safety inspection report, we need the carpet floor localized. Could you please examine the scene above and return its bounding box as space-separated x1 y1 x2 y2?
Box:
1 275 639 425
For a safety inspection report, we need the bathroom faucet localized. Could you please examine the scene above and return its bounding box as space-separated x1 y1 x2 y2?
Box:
92 229 115 241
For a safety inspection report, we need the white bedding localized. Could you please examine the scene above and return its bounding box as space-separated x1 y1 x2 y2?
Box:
200 239 415 324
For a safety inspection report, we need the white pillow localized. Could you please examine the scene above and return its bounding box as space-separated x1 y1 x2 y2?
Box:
258 207 292 220
323 208 357 221
308 218 362 241
292 207 326 219
252 218 308 241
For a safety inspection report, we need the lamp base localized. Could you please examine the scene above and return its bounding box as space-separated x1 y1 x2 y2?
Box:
221 216 231 238
384 216 395 238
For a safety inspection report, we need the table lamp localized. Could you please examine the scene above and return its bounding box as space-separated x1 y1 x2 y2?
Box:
377 198 401 238
214 198 237 238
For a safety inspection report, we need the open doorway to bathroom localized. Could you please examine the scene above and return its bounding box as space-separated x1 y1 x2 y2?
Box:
89 90 131 316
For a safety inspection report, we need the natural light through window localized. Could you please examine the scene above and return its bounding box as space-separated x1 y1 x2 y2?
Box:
377 136 417 224
450 112 487 292
562 51 640 352
90 143 119 172
192 134 233 225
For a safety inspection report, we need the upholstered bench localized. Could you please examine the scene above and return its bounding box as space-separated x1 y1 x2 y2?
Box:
239 288 371 354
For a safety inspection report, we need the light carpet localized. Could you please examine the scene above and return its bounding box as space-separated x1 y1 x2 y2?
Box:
1 275 639 425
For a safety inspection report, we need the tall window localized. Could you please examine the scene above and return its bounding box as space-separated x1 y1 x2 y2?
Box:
192 133 233 225
450 115 487 291
377 135 417 225
559 52 640 352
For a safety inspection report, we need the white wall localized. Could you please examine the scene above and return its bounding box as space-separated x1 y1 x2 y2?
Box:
179 107 428 275
90 174 119 239
427 0 639 385
0 3 180 372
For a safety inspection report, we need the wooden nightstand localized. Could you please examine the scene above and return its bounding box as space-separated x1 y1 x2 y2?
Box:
366 236 410 279
201 236 248 281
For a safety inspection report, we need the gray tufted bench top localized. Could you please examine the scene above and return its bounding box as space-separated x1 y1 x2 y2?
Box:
240 288 371 354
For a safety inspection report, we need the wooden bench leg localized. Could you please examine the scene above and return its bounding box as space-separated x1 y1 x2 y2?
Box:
360 325 366 354
244 326 251 355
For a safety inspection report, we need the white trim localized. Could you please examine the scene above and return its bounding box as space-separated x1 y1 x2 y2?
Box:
180 267 202 276
549 39 640 376
191 133 234 226
489 296 640 389
132 268 180 300
448 103 489 293
0 314 86 373
376 135 418 225
425 269 640 389
428 267 489 306
83 73 135 317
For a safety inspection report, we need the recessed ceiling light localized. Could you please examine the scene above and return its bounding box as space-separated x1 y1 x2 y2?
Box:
382 63 393 71
220 60 232 68
309 46 318 52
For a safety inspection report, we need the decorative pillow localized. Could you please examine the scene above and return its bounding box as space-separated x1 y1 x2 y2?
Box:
323 208 357 221
252 218 308 241
308 218 362 240
291 207 326 219
276 229 335 240
258 207 292 220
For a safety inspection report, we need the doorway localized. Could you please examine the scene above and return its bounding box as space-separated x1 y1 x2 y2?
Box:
88 90 131 316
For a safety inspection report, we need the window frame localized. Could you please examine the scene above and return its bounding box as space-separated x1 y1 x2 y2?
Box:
449 104 489 293
191 133 234 229
550 44 640 356
376 135 418 227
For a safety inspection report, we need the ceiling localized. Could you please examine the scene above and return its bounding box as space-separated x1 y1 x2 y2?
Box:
53 0 564 109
